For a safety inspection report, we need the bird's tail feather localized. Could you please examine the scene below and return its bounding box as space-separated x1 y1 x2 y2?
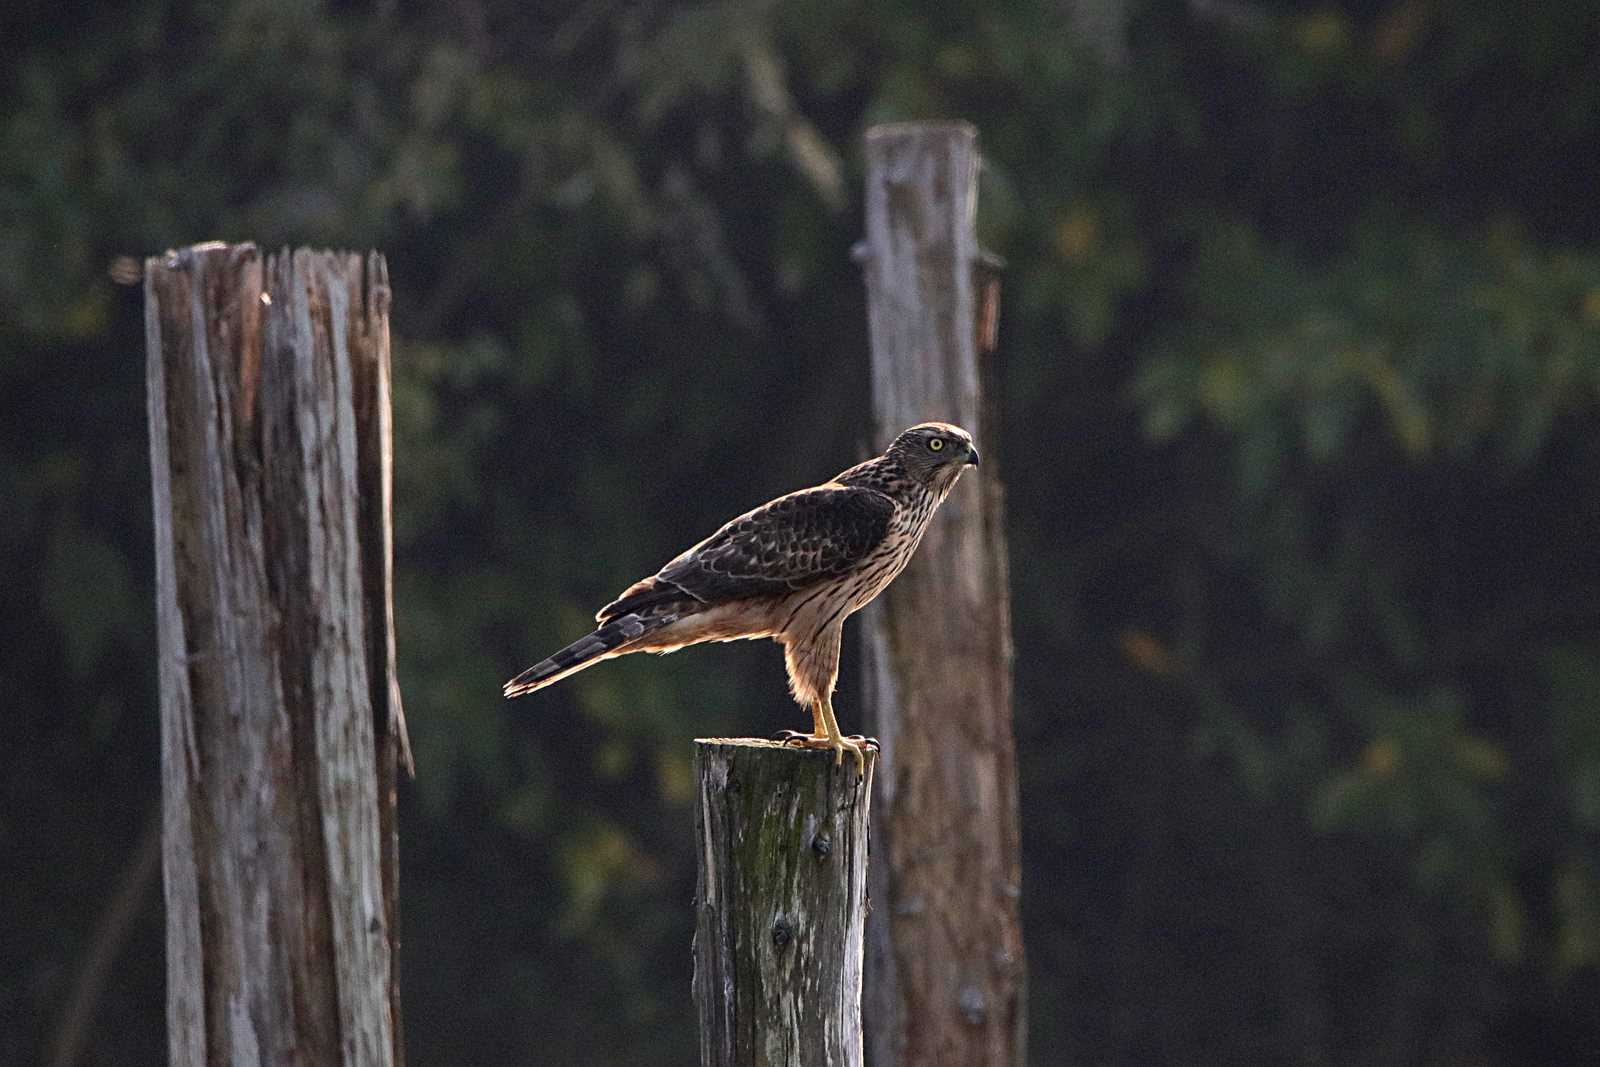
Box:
502 611 678 699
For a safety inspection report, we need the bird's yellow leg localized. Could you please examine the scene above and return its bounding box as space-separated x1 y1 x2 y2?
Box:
818 696 868 778
776 699 868 777
772 701 828 748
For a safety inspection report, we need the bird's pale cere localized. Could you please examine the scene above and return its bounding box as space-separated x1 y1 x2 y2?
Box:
502 420 981 775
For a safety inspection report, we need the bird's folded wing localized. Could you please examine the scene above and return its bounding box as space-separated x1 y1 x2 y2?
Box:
599 485 894 620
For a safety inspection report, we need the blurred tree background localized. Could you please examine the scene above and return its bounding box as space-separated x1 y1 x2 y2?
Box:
4 0 1599 1062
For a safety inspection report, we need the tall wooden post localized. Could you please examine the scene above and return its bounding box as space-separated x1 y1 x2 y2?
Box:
692 739 873 1067
857 122 1027 1065
146 243 409 1066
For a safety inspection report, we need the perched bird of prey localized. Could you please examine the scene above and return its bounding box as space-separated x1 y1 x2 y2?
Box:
503 422 979 773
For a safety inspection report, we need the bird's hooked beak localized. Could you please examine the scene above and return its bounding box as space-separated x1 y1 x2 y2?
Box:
966 445 981 467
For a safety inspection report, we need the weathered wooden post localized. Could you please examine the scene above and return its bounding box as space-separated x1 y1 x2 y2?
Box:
146 243 409 1066
857 122 1027 1065
692 739 874 1066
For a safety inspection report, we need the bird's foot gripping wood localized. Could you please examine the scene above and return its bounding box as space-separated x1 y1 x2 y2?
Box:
772 730 878 778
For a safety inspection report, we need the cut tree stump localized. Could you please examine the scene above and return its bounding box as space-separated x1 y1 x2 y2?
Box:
692 739 874 1067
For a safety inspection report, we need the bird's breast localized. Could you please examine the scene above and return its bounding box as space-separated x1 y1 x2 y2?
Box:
843 523 927 613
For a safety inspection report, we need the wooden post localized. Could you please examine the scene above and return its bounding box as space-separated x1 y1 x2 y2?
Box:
146 243 408 1066
692 739 874 1067
857 122 1027 1065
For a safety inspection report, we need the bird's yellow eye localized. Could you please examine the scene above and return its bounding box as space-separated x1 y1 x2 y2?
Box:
928 438 945 452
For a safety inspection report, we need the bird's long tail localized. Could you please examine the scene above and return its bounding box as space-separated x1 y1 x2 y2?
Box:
502 611 679 699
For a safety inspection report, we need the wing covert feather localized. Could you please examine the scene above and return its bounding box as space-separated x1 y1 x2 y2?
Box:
656 485 894 603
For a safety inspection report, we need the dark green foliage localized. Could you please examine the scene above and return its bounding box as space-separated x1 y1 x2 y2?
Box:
3 1 1598 1062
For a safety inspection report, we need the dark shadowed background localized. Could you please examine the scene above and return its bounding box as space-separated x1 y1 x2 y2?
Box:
4 1 1600 1063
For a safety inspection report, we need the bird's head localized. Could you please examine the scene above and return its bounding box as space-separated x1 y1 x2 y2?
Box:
887 422 979 492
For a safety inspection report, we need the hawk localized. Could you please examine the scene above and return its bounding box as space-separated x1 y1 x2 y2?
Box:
503 422 979 773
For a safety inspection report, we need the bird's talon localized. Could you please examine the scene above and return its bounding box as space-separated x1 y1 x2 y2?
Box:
775 731 869 777
772 729 824 748
834 737 868 779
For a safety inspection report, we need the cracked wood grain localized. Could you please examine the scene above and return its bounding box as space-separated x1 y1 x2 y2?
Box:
858 122 1027 1067
146 243 405 1067
693 739 873 1067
